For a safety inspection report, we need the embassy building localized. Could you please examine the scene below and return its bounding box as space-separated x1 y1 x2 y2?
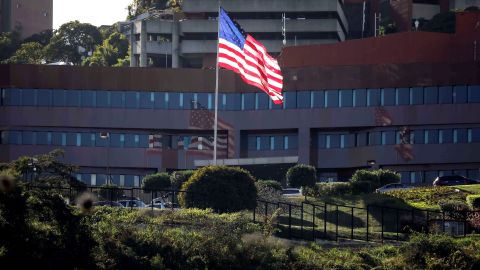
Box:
1 11 480 187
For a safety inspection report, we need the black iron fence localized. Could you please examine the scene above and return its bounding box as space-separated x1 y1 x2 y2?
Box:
253 199 480 242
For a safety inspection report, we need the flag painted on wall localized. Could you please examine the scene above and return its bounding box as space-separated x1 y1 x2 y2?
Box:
218 8 284 104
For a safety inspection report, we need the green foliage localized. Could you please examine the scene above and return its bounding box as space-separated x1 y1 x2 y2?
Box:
44 20 102 65
23 29 53 46
98 183 124 201
466 195 480 210
169 170 195 190
439 200 470 220
141 172 171 192
83 32 129 67
351 169 400 190
387 186 469 209
286 164 316 188
256 180 282 191
6 42 44 64
179 166 257 213
307 181 371 197
421 11 456 33
0 31 21 62
256 180 283 202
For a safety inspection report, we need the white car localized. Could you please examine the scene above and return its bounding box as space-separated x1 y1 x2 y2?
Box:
282 188 303 197
375 183 413 193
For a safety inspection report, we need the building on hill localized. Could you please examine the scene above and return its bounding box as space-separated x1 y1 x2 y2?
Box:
119 0 348 68
1 12 480 187
0 0 52 39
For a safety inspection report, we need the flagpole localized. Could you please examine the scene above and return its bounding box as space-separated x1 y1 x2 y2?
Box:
213 2 221 166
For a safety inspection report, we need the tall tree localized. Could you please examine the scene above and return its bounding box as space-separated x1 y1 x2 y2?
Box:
44 21 102 65
83 32 129 67
0 31 21 62
6 42 44 64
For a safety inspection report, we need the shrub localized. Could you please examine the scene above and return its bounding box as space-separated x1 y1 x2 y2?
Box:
98 183 124 201
170 170 195 190
439 200 469 220
466 195 480 210
307 181 371 197
178 166 257 213
141 172 170 192
351 169 400 190
350 181 372 194
387 187 469 209
256 180 282 191
286 164 316 188
255 180 283 202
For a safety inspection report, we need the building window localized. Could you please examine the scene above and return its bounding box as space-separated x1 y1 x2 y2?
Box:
353 89 367 107
91 174 97 186
111 91 125 108
255 93 269 110
453 86 467 104
312 91 325 108
81 90 96 107
134 176 140 187
367 88 381 106
410 87 424 105
37 89 52 106
297 91 311 109
270 136 275 150
284 91 297 109
284 136 289 150
125 92 140 109
339 90 353 107
438 86 453 104
472 128 480 143
140 92 154 109
381 88 395 106
424 87 438 104
425 129 439 144
256 136 261 150
325 90 339 108
340 134 345 148
97 91 110 107
66 90 80 107
396 88 410 105
22 89 36 106
119 175 125 186
439 129 453 144
468 85 480 103
22 131 35 145
52 89 66 107
242 93 255 110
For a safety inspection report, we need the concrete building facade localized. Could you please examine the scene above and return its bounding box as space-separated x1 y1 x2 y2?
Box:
121 0 348 68
1 12 479 187
0 0 52 39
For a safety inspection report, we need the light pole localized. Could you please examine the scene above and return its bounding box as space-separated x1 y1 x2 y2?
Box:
100 132 111 185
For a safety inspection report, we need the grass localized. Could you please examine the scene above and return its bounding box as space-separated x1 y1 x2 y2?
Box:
453 184 480 194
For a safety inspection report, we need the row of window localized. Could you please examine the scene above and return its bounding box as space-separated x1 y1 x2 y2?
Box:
315 127 480 149
75 174 143 187
246 135 299 151
399 169 480 185
0 131 228 151
2 85 480 110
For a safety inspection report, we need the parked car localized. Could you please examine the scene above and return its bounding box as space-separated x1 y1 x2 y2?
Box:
147 197 167 209
117 200 147 208
282 188 303 197
375 183 413 193
433 175 480 186
93 201 124 207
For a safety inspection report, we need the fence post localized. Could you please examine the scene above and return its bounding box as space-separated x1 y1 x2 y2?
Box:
323 203 327 238
335 205 339 242
463 211 467 237
381 207 384 242
366 205 369 242
351 207 354 240
301 202 304 239
288 204 292 239
130 188 134 210
312 204 316 241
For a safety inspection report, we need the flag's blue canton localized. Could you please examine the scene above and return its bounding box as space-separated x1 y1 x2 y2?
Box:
219 8 246 49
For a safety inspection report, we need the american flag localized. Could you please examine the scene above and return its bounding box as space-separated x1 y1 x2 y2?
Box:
218 8 284 104
189 104 235 158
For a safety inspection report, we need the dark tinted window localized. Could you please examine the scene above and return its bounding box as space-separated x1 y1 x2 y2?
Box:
226 93 241 110
22 89 36 106
356 132 367 147
412 130 424 144
81 90 96 107
287 135 298 149
453 86 467 104
438 86 453 104
424 87 438 104
439 129 453 144
5 89 22 106
125 92 139 109
139 92 154 109
255 93 269 110
196 93 210 109
81 133 95 147
66 90 80 107
381 131 396 145
425 129 439 144
354 89 366 107
367 88 381 106
339 89 353 107
381 88 395 106
8 131 22 144
154 92 167 109
396 88 410 105
468 85 480 103
317 134 326 148
36 131 51 145
167 93 180 109
37 89 52 106
297 91 311 108
410 87 423 105
22 131 35 145
328 134 340 148
97 91 110 107
242 93 255 110
53 89 66 107
52 132 66 146
368 132 381 145
139 134 149 148
472 128 480 143
312 91 324 108
110 133 124 147
95 133 108 147
248 135 256 150
111 91 125 108
454 128 468 143
66 133 79 146
124 134 137 148
284 91 297 109
325 90 339 108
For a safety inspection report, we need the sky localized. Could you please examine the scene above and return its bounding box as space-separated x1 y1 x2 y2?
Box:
53 0 132 29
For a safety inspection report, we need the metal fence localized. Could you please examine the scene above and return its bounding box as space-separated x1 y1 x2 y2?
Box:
253 199 480 242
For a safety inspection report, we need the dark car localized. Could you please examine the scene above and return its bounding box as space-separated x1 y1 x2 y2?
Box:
433 175 480 186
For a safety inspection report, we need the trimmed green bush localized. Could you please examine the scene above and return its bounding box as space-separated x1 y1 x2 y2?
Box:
351 169 400 190
255 180 283 202
178 166 257 213
467 195 480 210
350 181 372 194
306 181 371 197
256 180 282 191
286 164 316 188
170 170 195 190
439 200 469 220
141 172 171 192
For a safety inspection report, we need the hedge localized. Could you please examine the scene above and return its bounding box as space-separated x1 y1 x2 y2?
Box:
178 166 257 213
466 195 480 210
141 172 171 192
351 169 400 190
170 170 195 190
306 181 371 197
286 164 316 188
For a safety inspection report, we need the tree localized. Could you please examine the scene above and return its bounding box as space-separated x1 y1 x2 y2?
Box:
44 21 102 65
23 29 53 46
170 170 195 190
6 42 44 64
0 31 21 62
421 11 456 33
178 166 257 213
141 172 171 192
83 32 129 67
286 164 316 188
